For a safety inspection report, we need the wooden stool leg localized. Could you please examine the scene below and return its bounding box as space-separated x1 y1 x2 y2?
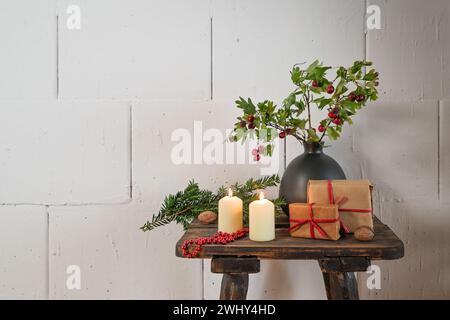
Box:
211 256 260 301
321 271 359 300
220 273 249 300
319 257 370 301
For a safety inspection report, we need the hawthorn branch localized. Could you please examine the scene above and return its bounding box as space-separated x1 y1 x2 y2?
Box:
318 119 333 143
304 90 312 130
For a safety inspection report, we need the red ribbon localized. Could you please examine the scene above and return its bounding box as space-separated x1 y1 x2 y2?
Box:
326 180 372 233
288 203 338 239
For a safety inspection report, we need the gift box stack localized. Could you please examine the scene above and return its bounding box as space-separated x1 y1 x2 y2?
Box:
289 179 374 241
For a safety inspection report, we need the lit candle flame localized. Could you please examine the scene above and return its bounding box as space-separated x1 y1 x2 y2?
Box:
259 192 264 200
228 188 233 197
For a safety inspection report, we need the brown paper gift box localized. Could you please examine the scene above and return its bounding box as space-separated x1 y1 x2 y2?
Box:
307 179 373 233
288 203 340 240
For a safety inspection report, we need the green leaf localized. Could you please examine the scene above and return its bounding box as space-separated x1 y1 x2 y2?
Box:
235 97 257 114
266 144 273 156
335 79 347 95
336 66 347 78
341 100 358 112
307 129 319 142
363 69 378 81
294 100 305 115
291 66 301 84
306 60 320 73
319 98 332 109
283 94 296 108
350 61 363 74
326 127 340 140
234 128 247 140
298 119 308 129
310 86 323 94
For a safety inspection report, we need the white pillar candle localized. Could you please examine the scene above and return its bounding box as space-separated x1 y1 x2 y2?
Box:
218 188 243 233
249 192 275 241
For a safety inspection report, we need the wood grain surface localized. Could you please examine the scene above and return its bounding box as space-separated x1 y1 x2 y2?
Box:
176 216 404 260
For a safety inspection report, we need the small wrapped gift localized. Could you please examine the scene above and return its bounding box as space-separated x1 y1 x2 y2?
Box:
288 203 340 240
307 180 373 233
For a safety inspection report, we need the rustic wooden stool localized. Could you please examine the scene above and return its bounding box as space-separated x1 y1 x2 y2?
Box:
175 216 404 300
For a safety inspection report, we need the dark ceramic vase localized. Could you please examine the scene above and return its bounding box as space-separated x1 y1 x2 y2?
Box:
279 142 346 213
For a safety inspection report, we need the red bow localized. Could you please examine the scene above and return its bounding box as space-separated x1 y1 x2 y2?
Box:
288 203 338 239
327 180 372 233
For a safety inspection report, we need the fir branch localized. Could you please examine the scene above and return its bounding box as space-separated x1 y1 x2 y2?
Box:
141 174 285 231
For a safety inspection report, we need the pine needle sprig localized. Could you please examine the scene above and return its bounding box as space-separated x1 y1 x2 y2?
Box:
141 174 285 231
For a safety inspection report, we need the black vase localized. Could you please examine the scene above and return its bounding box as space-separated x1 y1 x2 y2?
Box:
279 142 346 213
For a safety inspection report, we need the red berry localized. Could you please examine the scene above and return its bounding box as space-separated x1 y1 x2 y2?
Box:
251 148 258 156
279 131 286 139
254 154 261 161
318 125 325 132
312 80 319 87
247 114 255 123
326 84 335 94
332 118 342 125
356 95 365 102
248 122 256 129
348 93 356 101
239 120 246 128
328 112 337 119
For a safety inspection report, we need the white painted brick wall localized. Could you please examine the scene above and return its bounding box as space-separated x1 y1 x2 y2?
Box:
49 203 204 299
367 0 450 101
1 0 450 299
0 206 47 299
0 1 56 99
0 100 130 204
57 0 211 99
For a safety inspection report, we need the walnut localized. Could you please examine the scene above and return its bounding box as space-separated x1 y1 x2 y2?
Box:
198 211 217 224
354 226 375 241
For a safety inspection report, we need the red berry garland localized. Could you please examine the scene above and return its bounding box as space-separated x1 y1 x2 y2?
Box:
181 229 248 258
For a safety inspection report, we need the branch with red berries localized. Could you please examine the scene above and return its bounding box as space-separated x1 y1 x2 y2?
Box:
230 60 379 160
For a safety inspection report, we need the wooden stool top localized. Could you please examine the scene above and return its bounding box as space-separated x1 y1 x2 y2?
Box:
175 216 404 260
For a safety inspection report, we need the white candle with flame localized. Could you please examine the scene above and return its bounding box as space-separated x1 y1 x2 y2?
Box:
218 188 243 233
249 192 275 241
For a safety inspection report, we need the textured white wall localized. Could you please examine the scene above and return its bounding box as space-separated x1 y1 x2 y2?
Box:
0 0 449 299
